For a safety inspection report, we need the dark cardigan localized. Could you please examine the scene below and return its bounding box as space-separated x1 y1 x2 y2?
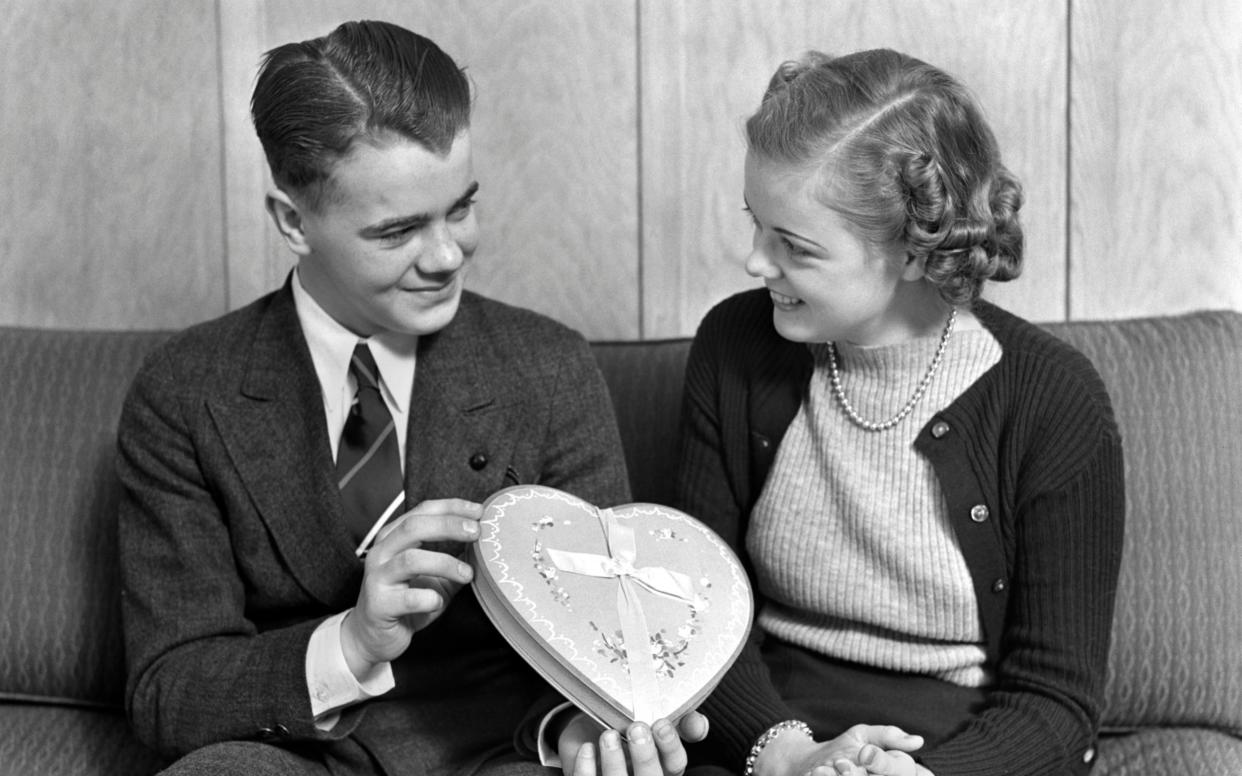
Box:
678 289 1125 776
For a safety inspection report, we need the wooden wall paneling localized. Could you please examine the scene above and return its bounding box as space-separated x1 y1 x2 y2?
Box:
0 0 226 329
640 0 1069 338
219 0 289 312
222 0 641 339
1070 0 1242 318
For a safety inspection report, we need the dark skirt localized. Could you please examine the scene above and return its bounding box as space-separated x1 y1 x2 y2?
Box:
762 636 988 748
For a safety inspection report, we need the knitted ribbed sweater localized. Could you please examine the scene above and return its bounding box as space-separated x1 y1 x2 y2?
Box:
749 331 1001 688
677 289 1124 776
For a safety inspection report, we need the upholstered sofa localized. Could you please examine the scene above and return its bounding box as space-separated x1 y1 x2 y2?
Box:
2 310 1240 774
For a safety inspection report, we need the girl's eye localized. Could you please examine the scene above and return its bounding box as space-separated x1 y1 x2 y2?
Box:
781 237 806 256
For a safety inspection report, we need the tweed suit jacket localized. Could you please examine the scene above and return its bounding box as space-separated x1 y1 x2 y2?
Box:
116 281 629 766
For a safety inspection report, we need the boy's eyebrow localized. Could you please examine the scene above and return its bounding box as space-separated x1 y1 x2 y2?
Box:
360 181 480 236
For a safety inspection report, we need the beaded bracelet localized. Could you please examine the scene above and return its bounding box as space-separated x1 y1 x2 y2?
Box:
743 720 814 776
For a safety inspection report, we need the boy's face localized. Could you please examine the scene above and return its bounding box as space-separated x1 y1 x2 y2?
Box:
293 131 479 338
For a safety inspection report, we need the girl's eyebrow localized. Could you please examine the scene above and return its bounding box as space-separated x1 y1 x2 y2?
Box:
744 196 826 250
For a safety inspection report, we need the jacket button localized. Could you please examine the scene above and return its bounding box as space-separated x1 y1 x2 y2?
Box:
931 421 950 438
1083 747 1095 763
757 437 772 450
991 578 1007 594
469 453 489 470
970 504 990 522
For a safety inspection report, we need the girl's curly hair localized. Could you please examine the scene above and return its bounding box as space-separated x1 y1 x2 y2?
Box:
746 49 1023 304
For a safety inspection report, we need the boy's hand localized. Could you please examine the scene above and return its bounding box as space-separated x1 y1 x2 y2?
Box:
340 498 482 677
560 710 709 776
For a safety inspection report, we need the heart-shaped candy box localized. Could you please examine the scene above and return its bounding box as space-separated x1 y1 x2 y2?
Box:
470 485 752 729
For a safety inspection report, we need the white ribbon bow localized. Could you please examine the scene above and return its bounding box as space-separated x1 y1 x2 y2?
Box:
544 508 694 722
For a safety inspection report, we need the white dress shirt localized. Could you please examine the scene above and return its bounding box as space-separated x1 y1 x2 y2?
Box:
291 270 417 729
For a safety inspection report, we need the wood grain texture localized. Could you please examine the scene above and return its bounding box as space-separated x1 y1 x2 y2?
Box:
0 0 226 328
640 0 1069 337
228 0 641 339
1070 0 1242 318
219 0 289 311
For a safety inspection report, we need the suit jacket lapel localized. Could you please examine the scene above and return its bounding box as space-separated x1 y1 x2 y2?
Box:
207 285 361 609
405 295 507 505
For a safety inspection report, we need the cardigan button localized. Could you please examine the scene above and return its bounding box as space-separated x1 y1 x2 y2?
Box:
991 578 1007 594
1083 747 1095 763
469 453 489 470
970 504 990 523
931 421 950 438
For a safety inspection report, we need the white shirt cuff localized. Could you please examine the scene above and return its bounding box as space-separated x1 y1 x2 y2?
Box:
536 701 578 767
306 610 395 731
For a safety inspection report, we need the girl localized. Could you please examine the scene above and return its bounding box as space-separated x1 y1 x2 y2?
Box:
679 49 1124 776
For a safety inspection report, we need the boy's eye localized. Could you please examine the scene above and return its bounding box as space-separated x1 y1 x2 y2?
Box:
379 226 416 243
449 198 477 221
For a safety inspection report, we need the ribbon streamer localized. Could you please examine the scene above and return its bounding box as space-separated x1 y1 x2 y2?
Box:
544 508 694 722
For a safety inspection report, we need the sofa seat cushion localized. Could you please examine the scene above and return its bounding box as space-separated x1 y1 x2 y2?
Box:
1095 728 1242 773
0 705 164 774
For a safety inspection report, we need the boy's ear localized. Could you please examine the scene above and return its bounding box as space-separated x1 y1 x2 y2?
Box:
266 189 312 256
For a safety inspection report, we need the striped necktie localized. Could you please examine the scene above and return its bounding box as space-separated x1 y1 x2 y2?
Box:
336 344 404 546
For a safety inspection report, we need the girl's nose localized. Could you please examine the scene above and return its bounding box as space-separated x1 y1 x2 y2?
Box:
744 241 779 279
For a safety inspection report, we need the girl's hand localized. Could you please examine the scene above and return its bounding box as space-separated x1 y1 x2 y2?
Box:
820 743 934 776
760 724 923 776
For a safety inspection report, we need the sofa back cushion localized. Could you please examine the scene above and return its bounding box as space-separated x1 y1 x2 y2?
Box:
1045 311 1242 734
4 309 1240 737
0 328 169 709
590 339 691 506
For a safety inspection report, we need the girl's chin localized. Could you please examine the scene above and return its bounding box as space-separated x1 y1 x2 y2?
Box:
771 309 821 343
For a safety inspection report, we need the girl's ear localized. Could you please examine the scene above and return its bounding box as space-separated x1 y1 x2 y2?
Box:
266 189 312 256
902 251 928 281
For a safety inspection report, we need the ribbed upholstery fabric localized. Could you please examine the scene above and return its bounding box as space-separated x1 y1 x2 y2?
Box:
0 705 166 773
0 328 170 710
1095 728 1242 772
1046 312 1242 735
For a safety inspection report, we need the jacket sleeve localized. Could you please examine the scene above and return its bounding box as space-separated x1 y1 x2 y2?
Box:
116 347 357 759
529 332 630 508
675 307 801 769
919 369 1126 776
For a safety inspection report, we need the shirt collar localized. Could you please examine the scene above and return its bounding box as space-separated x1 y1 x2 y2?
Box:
291 268 417 415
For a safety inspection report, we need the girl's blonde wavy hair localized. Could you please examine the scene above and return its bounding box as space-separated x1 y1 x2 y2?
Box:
746 49 1024 304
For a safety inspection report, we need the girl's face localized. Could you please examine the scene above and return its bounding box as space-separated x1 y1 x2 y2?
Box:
742 151 932 346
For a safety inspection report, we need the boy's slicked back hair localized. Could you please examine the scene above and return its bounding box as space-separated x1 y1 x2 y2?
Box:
251 20 471 209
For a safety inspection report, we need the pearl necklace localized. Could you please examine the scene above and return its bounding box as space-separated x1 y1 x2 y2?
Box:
826 308 958 432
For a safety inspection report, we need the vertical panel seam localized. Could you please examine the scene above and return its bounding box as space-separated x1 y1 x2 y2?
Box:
635 0 645 340
214 0 231 311
1064 0 1074 320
